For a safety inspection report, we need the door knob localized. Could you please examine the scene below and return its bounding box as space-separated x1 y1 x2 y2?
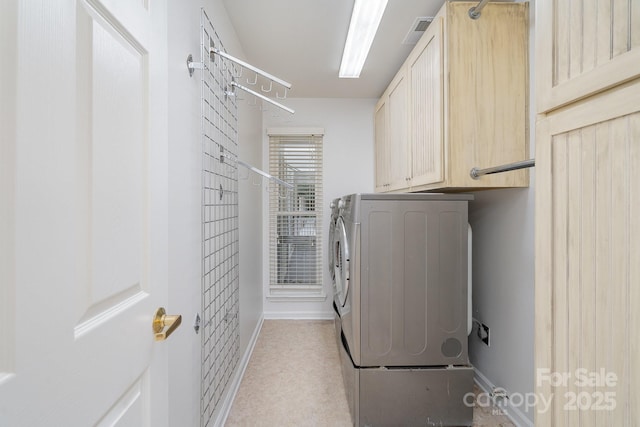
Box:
153 307 182 341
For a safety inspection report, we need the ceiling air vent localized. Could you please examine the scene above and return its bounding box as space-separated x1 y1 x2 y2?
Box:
402 16 434 45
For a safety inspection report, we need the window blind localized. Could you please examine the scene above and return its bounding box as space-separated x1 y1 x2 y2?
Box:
269 134 323 294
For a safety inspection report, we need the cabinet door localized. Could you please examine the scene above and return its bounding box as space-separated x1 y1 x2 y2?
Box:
536 79 640 426
408 18 444 188
387 71 410 191
537 0 640 113
536 5 640 424
374 100 390 192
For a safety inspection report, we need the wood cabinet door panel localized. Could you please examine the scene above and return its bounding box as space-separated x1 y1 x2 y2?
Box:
537 0 640 113
536 79 640 426
408 18 444 188
387 72 410 191
374 101 390 192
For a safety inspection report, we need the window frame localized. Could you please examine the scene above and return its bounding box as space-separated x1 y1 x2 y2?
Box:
267 128 325 300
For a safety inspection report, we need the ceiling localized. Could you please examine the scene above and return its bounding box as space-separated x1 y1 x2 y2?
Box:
221 0 447 99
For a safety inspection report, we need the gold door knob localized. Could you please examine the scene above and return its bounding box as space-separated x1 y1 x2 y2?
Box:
153 307 182 341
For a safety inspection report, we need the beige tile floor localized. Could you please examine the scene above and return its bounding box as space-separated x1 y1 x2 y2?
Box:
226 320 515 427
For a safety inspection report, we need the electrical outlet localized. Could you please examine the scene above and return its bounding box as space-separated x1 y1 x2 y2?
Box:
481 323 490 346
474 319 490 346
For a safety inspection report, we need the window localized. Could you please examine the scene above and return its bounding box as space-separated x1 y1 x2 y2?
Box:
268 130 323 297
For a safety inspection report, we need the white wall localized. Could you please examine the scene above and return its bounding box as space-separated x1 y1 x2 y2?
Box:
467 2 536 425
468 188 535 424
166 3 201 424
237 99 264 352
167 1 263 424
261 98 376 318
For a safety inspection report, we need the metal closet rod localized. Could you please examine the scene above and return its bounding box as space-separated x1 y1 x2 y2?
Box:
211 47 292 90
230 81 295 115
237 159 294 189
468 0 490 19
470 159 535 179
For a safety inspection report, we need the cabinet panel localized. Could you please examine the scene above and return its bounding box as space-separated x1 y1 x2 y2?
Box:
447 2 529 189
387 73 410 191
537 0 640 112
374 101 389 192
535 79 640 426
408 19 443 188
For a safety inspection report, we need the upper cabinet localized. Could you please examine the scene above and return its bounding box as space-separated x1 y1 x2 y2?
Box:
375 1 529 192
537 0 640 113
374 98 390 192
375 70 410 192
408 17 444 189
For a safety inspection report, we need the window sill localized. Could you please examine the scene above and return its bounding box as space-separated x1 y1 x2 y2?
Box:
266 287 327 302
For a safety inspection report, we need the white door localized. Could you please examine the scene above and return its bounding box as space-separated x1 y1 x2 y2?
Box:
0 0 172 425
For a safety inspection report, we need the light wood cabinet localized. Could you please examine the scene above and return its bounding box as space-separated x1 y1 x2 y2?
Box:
408 16 444 188
375 70 410 192
536 0 640 113
387 70 410 190
374 1 529 192
536 81 640 427
535 0 640 425
374 99 389 191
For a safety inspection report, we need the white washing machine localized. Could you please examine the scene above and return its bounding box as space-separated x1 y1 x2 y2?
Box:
333 193 474 426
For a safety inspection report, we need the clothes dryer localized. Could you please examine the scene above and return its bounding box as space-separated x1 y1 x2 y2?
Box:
333 193 474 426
328 198 342 349
328 199 340 287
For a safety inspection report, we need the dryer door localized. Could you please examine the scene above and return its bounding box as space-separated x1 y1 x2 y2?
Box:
328 217 336 285
333 216 350 307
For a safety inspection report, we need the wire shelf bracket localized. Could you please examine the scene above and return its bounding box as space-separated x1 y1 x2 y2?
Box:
230 82 295 115
186 37 295 114
210 46 292 91
237 159 294 190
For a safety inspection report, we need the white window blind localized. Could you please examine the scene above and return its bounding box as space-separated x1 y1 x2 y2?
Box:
269 133 323 295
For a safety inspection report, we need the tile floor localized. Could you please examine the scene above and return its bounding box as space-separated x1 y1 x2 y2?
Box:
226 320 515 427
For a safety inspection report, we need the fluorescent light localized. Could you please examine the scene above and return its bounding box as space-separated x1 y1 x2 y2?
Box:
339 0 388 78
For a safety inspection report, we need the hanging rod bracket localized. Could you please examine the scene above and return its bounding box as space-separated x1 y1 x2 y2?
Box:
208 39 216 61
468 0 490 20
187 54 203 77
224 86 236 100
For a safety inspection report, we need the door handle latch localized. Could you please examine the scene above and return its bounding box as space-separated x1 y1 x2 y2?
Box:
153 307 182 341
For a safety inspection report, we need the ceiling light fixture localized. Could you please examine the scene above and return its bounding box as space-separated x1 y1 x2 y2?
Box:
339 0 389 78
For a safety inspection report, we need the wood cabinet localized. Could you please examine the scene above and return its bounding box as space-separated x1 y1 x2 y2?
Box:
374 70 409 192
535 0 640 425
374 98 389 191
408 16 444 188
536 0 640 113
374 1 529 192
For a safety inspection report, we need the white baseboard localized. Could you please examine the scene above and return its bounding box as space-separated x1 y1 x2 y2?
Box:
474 368 534 427
214 314 264 427
263 311 334 320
